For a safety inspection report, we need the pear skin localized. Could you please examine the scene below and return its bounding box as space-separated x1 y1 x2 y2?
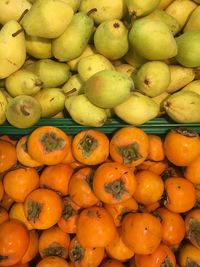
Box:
61 0 81 12
126 0 161 18
158 0 173 10
0 90 8 124
182 80 200 95
115 64 136 77
0 20 26 79
52 111 65 118
65 94 107 127
124 46 147 68
22 0 74 38
25 35 52 59
184 6 200 32
152 91 170 114
62 74 83 96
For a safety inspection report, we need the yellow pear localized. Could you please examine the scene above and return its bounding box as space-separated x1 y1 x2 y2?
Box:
184 6 200 32
0 89 8 125
61 0 81 12
158 0 173 10
115 64 136 77
182 80 200 95
26 35 52 59
62 74 83 96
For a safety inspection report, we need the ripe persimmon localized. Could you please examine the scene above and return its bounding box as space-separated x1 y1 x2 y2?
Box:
110 127 149 167
93 162 137 204
184 155 200 185
0 192 14 210
147 134 165 161
121 212 162 255
21 230 39 264
137 159 168 175
0 135 17 146
36 256 70 267
61 136 76 164
0 207 9 224
0 179 4 201
178 243 200 267
72 129 109 165
100 259 125 267
40 164 74 196
27 126 70 165
164 128 200 166
185 208 200 249
24 188 62 230
0 140 17 173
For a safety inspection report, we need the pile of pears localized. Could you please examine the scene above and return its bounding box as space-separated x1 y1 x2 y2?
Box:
1 0 200 128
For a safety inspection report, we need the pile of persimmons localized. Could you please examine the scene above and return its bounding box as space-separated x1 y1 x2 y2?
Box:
0 126 200 267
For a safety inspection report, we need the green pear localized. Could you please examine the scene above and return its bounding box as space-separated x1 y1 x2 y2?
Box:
182 80 200 95
26 35 52 59
5 95 41 128
0 89 8 124
144 9 180 36
77 54 115 81
166 65 195 93
134 61 171 97
79 0 125 24
163 90 200 123
184 6 200 32
165 0 197 29
62 74 83 96
94 19 129 60
84 70 133 108
0 0 31 25
0 20 26 79
115 64 135 77
65 94 107 127
52 12 94 62
22 0 74 38
126 0 161 18
114 92 159 124
61 0 81 12
175 31 200 67
5 69 43 97
158 0 173 9
67 45 95 71
123 46 147 68
129 18 177 60
31 59 71 88
34 88 66 118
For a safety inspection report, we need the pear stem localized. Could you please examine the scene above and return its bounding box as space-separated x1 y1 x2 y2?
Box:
87 8 98 16
17 9 29 23
64 88 77 96
12 28 24 38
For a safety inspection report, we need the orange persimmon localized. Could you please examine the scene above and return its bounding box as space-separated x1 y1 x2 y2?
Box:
147 134 165 161
0 140 17 173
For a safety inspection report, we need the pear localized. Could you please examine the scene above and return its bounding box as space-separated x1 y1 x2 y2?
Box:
134 61 171 97
67 45 95 71
114 92 159 124
0 20 26 79
61 0 81 12
158 0 173 9
182 80 200 95
126 0 161 18
26 35 52 59
152 91 170 113
124 46 147 68
31 59 71 88
52 111 65 118
129 18 177 60
65 94 107 127
22 0 74 38
144 9 180 36
34 88 66 118
0 0 31 25
1 88 13 103
184 6 200 32
79 0 125 24
52 12 94 62
163 90 200 123
62 74 83 96
0 80 5 88
165 0 197 29
175 31 200 67
0 89 8 124
77 54 115 81
5 69 43 97
94 19 129 60
84 69 133 108
115 64 135 77
5 95 41 128
166 65 195 93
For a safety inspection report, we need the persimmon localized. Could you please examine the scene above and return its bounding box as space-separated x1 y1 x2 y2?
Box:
77 206 116 248
69 236 105 267
164 177 196 213
138 202 160 213
0 207 9 224
68 167 99 208
61 136 76 164
110 127 149 167
121 212 162 255
100 259 125 267
27 126 70 165
0 219 29 266
155 207 185 246
9 263 29 267
0 140 17 173
164 128 200 166
24 188 62 230
0 135 17 146
0 193 14 210
135 243 176 267
147 134 165 161
0 179 4 201
104 197 138 227
58 196 81 234
36 256 70 267
184 155 200 186
93 162 137 204
40 164 74 196
69 160 86 171
185 209 200 249
72 129 109 165
133 170 164 205
178 243 200 267
16 136 43 167
9 203 34 230
137 159 168 175
3 167 40 202
105 228 134 262
195 189 200 208
21 230 39 264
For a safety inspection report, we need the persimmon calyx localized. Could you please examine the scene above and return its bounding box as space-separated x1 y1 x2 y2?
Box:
174 128 199 137
104 179 128 200
161 256 173 267
117 143 142 165
186 257 200 267
27 200 43 222
41 242 67 257
78 134 98 158
188 218 200 248
62 203 75 220
40 132 66 153
70 240 85 263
